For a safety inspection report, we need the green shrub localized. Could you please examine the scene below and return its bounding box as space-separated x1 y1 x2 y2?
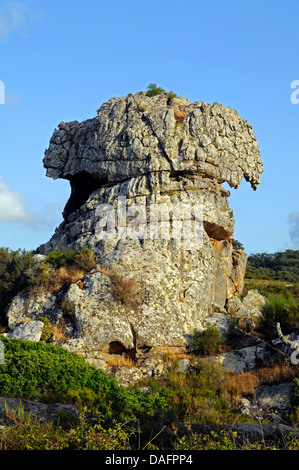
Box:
60 299 75 316
0 406 134 450
44 247 96 272
74 246 96 271
292 378 299 407
259 294 299 337
188 326 222 356
44 250 65 269
233 240 244 251
145 361 231 425
39 316 53 342
145 83 165 97
0 336 124 416
246 250 299 282
0 336 168 425
166 90 177 105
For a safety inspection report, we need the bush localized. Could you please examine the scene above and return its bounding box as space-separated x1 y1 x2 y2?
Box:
0 247 96 325
259 294 299 337
166 91 177 105
39 316 53 342
0 406 134 450
188 326 222 356
145 83 165 97
146 360 231 425
292 378 299 408
0 336 169 426
44 247 96 272
287 378 299 426
0 336 124 417
233 240 244 251
101 265 143 314
60 299 75 316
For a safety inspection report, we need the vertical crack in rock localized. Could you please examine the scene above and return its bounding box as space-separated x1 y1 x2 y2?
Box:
141 114 176 175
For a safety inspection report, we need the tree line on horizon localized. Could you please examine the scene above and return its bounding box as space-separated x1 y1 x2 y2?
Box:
246 249 299 282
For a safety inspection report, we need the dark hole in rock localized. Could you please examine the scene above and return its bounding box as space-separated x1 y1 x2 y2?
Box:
63 171 108 221
108 341 136 361
203 221 231 241
170 169 195 181
108 341 127 354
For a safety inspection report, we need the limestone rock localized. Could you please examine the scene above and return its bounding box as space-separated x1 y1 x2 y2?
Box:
0 397 78 427
6 291 57 329
202 311 234 338
217 343 269 373
255 382 293 414
226 289 266 330
9 91 263 377
242 289 266 319
4 320 44 342
44 93 263 197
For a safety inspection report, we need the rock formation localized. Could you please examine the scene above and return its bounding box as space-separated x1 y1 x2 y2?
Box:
6 91 263 377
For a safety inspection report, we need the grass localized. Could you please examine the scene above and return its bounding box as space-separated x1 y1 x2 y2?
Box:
0 406 134 450
106 356 136 367
0 336 298 450
228 360 298 400
258 293 299 338
243 277 299 300
32 265 85 295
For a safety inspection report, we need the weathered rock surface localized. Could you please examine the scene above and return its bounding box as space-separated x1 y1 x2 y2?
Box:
44 92 262 195
226 289 266 330
217 342 270 373
7 91 264 376
3 320 44 342
175 422 299 444
0 397 78 427
255 382 293 414
242 289 266 319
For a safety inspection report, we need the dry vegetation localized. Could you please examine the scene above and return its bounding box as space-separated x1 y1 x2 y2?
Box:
106 355 136 367
99 264 144 314
32 266 85 295
173 106 188 124
228 360 298 400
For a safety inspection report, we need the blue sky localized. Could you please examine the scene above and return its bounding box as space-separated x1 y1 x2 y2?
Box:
0 0 299 255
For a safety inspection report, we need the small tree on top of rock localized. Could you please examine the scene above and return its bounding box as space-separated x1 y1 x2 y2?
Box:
145 83 165 97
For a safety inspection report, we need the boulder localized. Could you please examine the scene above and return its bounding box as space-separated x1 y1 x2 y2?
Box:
242 289 266 320
255 382 293 414
217 343 269 373
4 320 44 342
0 397 78 427
226 289 266 330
